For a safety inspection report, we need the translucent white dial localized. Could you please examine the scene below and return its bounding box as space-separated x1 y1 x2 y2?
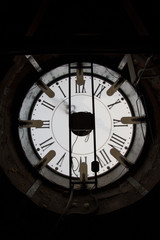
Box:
30 75 134 178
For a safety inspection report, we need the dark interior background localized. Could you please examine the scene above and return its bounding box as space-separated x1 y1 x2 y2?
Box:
0 0 160 238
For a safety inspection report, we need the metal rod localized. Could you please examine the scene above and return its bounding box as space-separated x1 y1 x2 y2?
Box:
68 63 72 189
91 62 98 188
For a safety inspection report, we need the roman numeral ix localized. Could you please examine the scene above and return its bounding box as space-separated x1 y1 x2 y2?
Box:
107 99 121 109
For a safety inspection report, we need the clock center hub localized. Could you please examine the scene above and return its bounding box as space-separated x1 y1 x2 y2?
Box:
71 112 94 137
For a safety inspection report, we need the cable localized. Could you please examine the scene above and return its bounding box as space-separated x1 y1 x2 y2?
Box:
134 55 153 86
136 95 146 140
85 132 91 142
139 74 160 79
134 80 154 143
71 134 79 153
53 185 74 232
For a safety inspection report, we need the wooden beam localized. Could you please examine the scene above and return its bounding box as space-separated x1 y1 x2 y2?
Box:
120 0 149 36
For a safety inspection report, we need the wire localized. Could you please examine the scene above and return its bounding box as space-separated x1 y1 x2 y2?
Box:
139 74 160 79
134 80 154 143
53 185 74 232
71 134 79 153
134 55 153 86
85 132 91 142
70 134 79 178
135 95 146 140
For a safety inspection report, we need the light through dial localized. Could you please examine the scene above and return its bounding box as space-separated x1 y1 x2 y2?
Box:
30 75 134 178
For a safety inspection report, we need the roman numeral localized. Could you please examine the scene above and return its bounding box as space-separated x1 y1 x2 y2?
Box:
75 80 86 93
72 156 88 180
56 152 66 167
108 133 126 151
96 148 111 167
39 137 54 151
57 83 66 98
94 83 106 98
41 100 55 111
41 120 50 128
71 156 80 177
113 119 128 127
107 99 121 109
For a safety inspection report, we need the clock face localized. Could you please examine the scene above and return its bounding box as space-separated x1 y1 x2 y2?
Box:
30 75 133 178
18 63 147 188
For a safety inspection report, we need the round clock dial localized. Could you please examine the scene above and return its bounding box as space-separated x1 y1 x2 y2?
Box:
18 63 147 188
1 54 160 215
30 75 133 178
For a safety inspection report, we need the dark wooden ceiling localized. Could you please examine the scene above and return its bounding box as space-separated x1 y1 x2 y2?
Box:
0 0 159 54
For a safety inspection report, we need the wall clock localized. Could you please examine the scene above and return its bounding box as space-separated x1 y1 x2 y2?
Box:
18 61 146 189
0 54 160 214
